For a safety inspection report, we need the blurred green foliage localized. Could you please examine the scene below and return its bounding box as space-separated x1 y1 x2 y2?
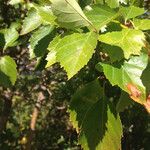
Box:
0 0 150 150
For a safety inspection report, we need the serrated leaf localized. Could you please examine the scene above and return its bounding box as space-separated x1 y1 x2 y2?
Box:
69 79 122 150
56 32 97 79
120 6 145 21
46 35 61 68
85 5 119 31
0 56 17 87
116 91 133 112
51 0 90 29
97 53 148 104
20 8 42 35
99 29 145 59
33 4 56 25
29 25 54 58
133 19 150 30
45 51 56 68
3 23 20 50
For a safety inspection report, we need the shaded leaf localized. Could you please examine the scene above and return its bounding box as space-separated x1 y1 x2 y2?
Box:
29 25 55 58
101 43 124 62
69 79 122 150
116 91 133 112
99 29 145 59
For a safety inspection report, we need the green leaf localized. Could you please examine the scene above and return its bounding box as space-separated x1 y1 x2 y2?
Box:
3 23 20 50
0 56 17 87
56 32 97 79
20 8 42 35
101 44 124 62
99 29 145 59
85 5 119 31
116 91 133 113
120 6 145 21
9 0 24 5
69 79 122 150
105 0 119 8
0 31 5 48
51 0 90 29
141 62 150 96
46 35 61 68
46 51 57 68
133 19 150 30
97 53 148 103
29 25 55 58
33 4 56 25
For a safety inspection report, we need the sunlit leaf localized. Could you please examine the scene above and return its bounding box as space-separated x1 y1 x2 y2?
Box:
97 53 148 104
99 29 145 59
0 56 17 87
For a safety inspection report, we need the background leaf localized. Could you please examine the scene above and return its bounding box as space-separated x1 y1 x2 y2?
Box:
116 91 134 113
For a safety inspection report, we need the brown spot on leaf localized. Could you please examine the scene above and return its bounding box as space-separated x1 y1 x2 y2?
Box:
127 83 141 98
